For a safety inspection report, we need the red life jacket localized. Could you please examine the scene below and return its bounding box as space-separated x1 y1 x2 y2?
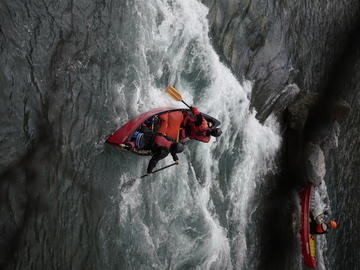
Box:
157 111 183 141
182 109 211 143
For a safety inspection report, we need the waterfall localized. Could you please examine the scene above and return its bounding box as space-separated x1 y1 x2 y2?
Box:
109 0 281 269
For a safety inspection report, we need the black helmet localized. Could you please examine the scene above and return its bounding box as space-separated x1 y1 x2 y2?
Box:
210 128 222 137
170 143 184 153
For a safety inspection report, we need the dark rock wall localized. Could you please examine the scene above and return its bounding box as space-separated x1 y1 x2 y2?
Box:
326 59 360 270
202 0 360 118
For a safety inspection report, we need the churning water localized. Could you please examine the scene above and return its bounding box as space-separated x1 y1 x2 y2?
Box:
110 0 281 269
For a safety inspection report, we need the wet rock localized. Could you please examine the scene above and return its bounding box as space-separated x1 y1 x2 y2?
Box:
202 0 360 116
287 93 351 153
287 92 319 131
313 122 340 152
305 143 326 186
286 92 350 173
331 99 352 122
256 83 300 123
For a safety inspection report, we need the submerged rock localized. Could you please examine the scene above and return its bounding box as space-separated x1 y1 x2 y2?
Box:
305 142 326 186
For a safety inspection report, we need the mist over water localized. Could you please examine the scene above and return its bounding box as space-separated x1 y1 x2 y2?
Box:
111 0 281 269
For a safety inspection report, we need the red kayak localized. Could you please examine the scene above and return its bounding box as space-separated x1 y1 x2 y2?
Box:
300 184 316 268
106 107 220 156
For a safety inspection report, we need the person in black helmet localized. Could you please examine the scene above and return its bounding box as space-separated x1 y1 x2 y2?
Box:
181 106 222 143
146 134 184 176
309 211 337 235
210 127 222 137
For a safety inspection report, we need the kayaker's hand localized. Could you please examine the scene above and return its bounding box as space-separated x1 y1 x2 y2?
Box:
175 160 180 165
146 173 153 177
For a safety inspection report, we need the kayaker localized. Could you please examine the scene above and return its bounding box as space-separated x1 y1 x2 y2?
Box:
124 129 184 175
181 106 222 143
145 134 184 176
309 212 337 235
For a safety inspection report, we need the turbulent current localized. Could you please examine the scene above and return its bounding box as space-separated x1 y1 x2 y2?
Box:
0 0 282 269
108 1 281 269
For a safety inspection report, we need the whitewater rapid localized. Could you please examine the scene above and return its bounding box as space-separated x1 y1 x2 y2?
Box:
114 0 281 269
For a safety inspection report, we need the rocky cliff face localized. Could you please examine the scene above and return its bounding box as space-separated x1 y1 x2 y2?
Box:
202 0 359 118
202 0 360 269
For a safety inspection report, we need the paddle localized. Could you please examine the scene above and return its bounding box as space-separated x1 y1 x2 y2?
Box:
140 162 178 178
120 162 178 191
165 85 191 109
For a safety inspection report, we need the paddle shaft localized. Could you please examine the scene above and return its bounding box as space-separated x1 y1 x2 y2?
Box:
181 100 191 109
140 162 178 178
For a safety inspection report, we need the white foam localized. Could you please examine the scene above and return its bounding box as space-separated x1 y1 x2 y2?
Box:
115 0 281 268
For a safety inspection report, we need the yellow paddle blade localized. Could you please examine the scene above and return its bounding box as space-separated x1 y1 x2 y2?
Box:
165 85 183 101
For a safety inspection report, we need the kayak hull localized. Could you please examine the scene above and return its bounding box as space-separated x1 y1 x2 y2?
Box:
106 107 174 145
300 184 316 268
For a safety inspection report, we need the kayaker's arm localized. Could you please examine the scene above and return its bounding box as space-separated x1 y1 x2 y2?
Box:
170 152 179 163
